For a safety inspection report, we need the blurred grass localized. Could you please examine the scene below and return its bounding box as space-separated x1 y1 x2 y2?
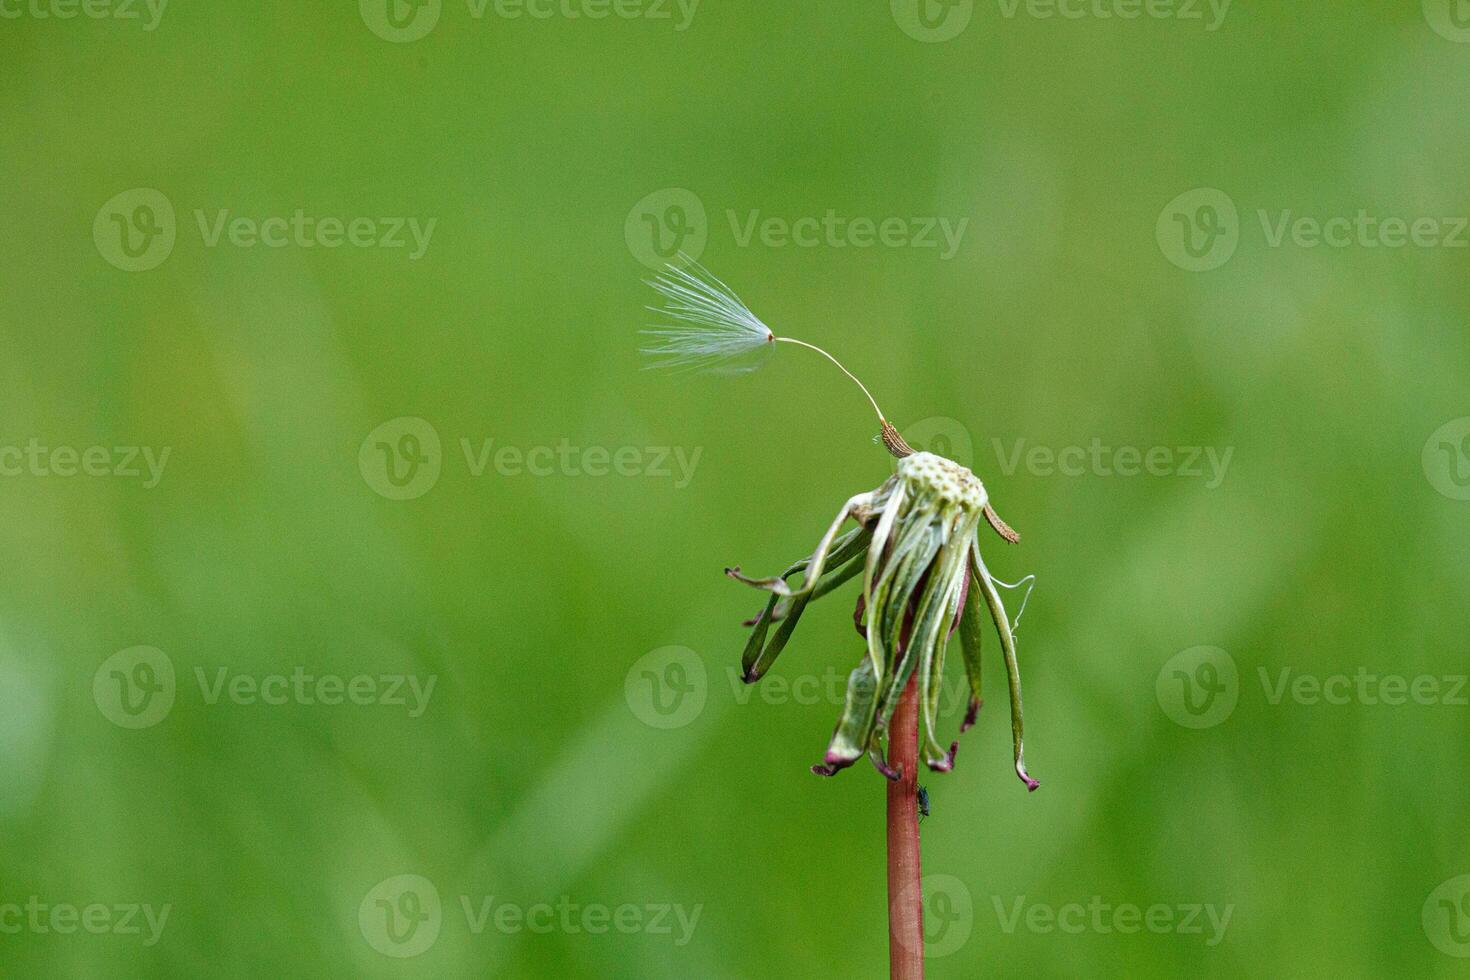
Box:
2 2 1469 977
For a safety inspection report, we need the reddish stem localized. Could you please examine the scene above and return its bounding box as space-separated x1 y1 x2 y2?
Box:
886 674 924 980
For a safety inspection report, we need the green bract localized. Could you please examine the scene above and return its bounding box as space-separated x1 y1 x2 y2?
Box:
728 450 1039 790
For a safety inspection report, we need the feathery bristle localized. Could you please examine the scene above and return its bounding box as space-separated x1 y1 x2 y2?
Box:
640 258 775 373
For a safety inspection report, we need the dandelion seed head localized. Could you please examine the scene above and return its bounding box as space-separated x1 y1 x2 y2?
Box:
640 258 775 374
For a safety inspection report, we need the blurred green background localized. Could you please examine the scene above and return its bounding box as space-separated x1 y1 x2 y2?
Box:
2 2 1469 976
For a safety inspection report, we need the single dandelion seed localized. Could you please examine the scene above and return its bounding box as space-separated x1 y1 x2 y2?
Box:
641 258 888 426
640 258 775 374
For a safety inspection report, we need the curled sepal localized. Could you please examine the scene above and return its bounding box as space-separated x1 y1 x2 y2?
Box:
927 740 959 773
983 503 1021 544
814 653 880 776
727 492 875 598
860 478 908 681
960 697 981 735
930 569 978 766
867 742 901 781
914 521 975 770
753 531 872 627
737 593 781 681
956 566 987 733
737 528 872 683
970 540 1040 792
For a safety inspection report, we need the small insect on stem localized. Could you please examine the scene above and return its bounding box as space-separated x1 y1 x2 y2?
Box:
916 785 930 822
